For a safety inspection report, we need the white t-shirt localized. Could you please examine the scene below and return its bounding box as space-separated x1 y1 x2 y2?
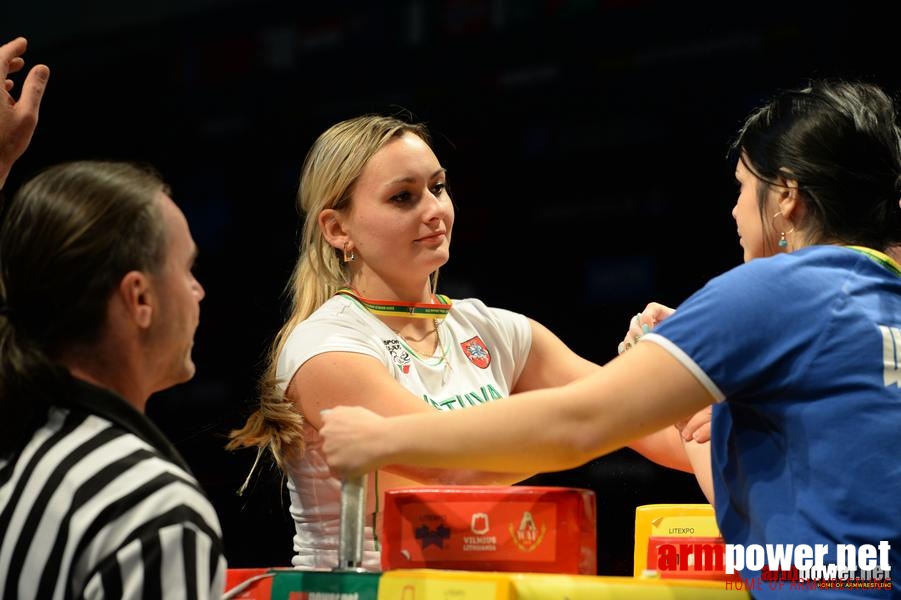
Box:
277 294 531 570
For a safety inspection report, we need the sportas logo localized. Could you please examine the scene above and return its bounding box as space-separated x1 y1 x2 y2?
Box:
383 338 412 374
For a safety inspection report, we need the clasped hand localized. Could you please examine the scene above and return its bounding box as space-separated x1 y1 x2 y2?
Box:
618 302 712 443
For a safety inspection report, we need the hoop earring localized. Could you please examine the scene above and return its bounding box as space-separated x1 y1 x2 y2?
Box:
343 242 355 263
772 211 794 250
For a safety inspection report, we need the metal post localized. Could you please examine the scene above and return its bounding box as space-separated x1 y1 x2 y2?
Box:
335 474 369 572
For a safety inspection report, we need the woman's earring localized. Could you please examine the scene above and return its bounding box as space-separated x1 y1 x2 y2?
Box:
343 242 355 263
773 211 793 250
778 227 795 250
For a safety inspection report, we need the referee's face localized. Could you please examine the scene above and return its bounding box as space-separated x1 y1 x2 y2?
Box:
147 193 205 391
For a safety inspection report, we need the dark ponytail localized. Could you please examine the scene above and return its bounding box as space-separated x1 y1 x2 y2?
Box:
734 79 901 249
0 161 168 454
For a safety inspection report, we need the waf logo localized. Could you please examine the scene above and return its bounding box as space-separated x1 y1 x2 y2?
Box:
509 511 546 552
461 336 491 369
414 523 451 549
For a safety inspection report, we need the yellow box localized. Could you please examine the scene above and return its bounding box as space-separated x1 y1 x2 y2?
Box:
376 570 749 599
634 503 721 577
510 572 749 599
378 568 514 600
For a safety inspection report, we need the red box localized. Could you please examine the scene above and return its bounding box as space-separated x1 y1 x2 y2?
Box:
380 486 596 574
224 568 274 599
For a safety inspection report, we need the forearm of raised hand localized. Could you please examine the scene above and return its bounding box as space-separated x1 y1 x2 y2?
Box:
323 343 715 477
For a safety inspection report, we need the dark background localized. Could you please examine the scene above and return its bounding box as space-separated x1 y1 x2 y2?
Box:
5 0 897 575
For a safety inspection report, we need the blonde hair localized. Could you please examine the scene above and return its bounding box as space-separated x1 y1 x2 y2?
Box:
227 115 432 477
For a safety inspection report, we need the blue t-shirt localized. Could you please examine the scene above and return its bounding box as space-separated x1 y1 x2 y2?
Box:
643 245 901 597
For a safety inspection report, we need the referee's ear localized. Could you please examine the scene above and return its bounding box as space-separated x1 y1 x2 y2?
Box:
114 270 154 330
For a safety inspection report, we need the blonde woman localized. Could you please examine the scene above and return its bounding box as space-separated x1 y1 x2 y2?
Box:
228 114 706 570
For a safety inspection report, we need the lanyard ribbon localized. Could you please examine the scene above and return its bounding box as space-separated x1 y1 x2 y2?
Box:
336 287 452 318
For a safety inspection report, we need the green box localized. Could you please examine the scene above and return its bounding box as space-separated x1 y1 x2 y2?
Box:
269 569 381 600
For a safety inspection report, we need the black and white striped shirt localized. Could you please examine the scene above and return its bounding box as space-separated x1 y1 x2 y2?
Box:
0 378 226 599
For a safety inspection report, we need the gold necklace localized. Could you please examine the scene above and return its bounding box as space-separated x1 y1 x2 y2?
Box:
393 318 448 362
407 319 451 383
434 318 449 367
391 324 438 343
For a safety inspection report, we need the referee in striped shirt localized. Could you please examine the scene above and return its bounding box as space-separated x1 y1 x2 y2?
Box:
0 42 226 597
